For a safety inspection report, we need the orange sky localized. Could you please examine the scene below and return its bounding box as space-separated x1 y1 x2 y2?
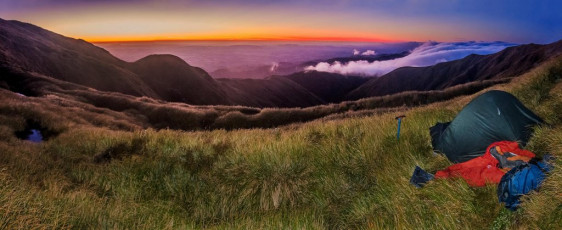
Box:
0 2 476 43
89 36 401 43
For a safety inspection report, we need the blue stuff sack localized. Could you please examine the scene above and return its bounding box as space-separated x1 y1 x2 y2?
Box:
497 157 551 210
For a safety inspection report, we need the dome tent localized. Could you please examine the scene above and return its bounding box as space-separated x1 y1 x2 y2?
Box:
430 90 543 163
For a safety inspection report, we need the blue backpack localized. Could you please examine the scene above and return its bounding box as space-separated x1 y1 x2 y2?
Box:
497 158 551 210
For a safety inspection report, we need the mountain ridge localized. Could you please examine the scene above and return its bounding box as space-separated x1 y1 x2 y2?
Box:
2 18 562 108
0 18 333 107
346 40 562 99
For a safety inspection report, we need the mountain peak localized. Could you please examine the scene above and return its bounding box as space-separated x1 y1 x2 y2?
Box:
134 54 191 67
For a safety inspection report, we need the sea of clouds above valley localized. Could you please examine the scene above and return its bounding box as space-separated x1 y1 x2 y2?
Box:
305 41 516 76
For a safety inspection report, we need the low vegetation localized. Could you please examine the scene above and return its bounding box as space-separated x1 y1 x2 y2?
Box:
0 57 561 229
1 65 511 132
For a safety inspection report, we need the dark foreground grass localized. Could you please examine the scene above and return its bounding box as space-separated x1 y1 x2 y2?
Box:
0 57 561 229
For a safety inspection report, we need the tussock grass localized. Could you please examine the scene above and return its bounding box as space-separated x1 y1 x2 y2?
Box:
0 56 561 229
3 67 509 132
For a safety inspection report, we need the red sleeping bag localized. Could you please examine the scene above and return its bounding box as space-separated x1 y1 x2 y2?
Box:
434 141 535 187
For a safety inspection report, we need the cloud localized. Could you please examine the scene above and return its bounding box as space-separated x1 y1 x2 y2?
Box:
270 62 279 72
361 50 376 56
353 49 376 56
305 41 515 76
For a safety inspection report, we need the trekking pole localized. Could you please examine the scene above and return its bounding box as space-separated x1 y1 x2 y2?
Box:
395 115 406 141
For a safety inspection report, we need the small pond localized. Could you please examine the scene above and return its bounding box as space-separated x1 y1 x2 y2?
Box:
15 128 44 143
14 120 49 143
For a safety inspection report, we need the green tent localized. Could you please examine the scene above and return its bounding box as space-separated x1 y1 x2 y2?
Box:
430 90 543 163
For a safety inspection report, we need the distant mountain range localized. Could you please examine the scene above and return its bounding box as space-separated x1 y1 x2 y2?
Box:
2 18 562 108
346 42 562 100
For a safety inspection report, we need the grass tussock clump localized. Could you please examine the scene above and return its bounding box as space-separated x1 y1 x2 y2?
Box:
93 135 149 163
0 56 561 228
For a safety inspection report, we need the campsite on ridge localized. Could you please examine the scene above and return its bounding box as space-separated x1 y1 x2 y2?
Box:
1 0 562 228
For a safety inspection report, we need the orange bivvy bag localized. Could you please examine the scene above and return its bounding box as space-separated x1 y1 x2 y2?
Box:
434 141 535 187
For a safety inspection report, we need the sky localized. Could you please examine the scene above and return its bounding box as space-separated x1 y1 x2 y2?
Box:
1 0 561 43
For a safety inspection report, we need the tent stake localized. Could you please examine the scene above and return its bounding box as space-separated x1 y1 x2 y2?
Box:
395 115 406 141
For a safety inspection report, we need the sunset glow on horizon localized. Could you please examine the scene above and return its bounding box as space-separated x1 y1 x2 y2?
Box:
1 0 561 44
87 36 402 44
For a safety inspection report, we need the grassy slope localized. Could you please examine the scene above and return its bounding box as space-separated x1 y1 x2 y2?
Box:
0 57 561 229
1 64 508 132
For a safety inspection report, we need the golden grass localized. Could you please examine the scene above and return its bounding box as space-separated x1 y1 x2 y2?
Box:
2 65 512 132
0 56 560 229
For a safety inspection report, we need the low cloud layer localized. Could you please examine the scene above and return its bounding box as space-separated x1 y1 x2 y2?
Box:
306 41 515 76
353 49 376 56
361 50 376 56
270 62 279 72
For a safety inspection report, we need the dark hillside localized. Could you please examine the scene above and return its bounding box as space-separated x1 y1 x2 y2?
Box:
347 40 562 99
0 18 157 97
130 54 229 105
0 18 361 107
277 71 369 103
218 77 325 107
0 18 229 105
3 18 562 109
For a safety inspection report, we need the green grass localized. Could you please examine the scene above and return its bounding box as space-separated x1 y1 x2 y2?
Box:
0 57 561 229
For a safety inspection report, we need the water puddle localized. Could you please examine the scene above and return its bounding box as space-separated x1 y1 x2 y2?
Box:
27 129 43 142
15 128 44 143
14 120 48 143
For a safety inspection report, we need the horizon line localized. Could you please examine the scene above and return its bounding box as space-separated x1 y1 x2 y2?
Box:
85 37 526 44
87 36 407 43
